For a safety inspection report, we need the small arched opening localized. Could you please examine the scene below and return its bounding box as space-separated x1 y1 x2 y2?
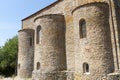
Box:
83 63 89 74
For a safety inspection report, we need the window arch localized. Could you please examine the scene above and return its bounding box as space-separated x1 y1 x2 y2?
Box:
83 63 89 74
79 19 86 38
36 26 41 44
36 62 40 70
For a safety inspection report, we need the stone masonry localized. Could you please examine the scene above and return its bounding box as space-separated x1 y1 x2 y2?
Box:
17 0 120 80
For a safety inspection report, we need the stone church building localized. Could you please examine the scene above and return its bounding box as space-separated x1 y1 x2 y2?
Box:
17 0 120 80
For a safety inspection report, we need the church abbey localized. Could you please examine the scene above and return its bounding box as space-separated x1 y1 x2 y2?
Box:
17 0 120 80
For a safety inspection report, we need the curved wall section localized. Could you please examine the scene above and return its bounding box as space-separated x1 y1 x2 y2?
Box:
75 0 108 7
34 14 66 72
18 29 34 78
73 3 114 80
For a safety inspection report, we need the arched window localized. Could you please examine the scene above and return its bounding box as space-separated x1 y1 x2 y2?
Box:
83 63 89 74
79 19 86 38
36 62 40 70
36 26 41 44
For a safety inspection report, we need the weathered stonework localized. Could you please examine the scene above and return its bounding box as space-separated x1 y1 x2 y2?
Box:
73 3 115 80
18 29 34 78
17 0 120 80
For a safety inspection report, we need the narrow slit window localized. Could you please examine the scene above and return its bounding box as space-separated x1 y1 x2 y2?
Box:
18 64 20 69
79 19 86 38
30 37 32 46
37 62 40 70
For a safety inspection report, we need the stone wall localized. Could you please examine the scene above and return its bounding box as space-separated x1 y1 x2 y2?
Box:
73 3 114 80
64 0 76 71
21 0 76 72
32 14 67 80
22 1 64 30
76 0 108 6
18 29 34 78
32 71 67 80
115 6 120 70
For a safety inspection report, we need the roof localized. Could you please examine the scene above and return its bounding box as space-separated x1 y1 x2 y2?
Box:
22 0 62 21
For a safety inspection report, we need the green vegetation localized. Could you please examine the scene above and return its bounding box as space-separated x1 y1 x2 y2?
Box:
0 35 18 77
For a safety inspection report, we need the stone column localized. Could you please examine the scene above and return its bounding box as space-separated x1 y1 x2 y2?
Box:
33 14 67 80
18 29 34 78
73 2 114 80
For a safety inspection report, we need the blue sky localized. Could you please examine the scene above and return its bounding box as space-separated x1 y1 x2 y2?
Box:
0 0 56 46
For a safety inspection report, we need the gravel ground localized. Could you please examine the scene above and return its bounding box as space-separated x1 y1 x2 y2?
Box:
0 76 31 80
